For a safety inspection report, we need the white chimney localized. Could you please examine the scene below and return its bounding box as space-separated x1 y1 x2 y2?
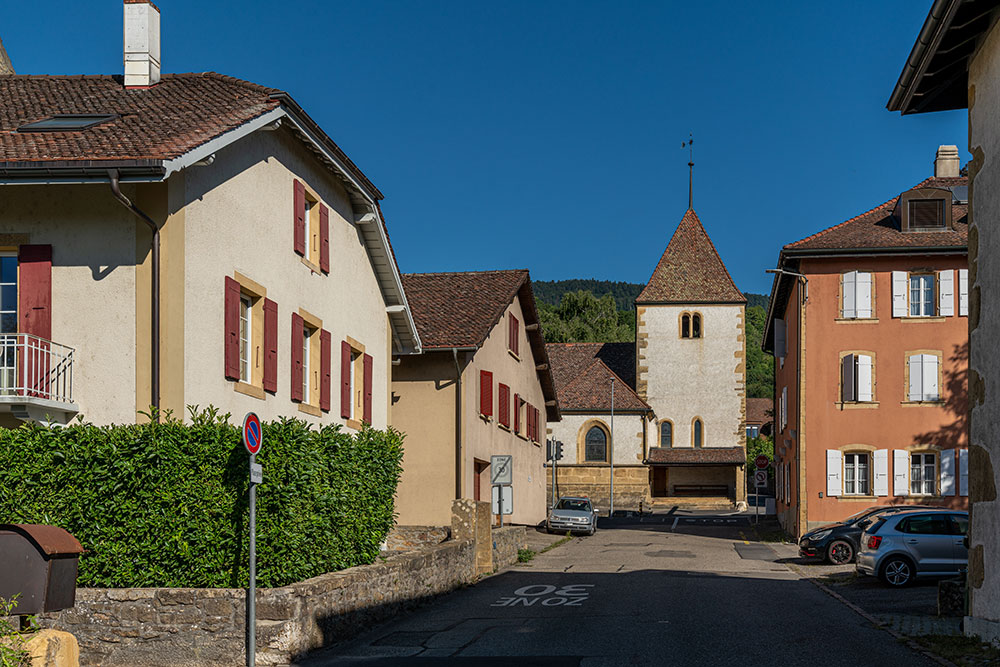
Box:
124 0 161 88
934 145 960 178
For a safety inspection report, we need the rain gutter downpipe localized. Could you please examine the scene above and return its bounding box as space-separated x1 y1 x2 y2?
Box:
447 345 478 499
108 169 160 420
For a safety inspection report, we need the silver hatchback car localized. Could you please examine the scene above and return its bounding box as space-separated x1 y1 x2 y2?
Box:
546 497 598 535
856 509 968 587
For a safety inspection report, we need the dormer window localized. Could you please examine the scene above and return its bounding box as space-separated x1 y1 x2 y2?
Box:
908 199 945 230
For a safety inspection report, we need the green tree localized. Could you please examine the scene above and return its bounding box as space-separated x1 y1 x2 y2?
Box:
540 291 634 343
745 305 774 399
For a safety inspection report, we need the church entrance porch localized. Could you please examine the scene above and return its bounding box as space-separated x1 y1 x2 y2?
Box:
644 447 747 509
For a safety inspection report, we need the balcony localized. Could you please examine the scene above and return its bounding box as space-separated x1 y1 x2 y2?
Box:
0 333 77 425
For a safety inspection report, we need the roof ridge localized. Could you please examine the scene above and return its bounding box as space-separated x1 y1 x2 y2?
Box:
785 176 937 249
166 71 281 95
403 269 529 278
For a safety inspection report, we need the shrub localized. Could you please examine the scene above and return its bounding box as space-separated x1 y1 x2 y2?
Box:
0 407 404 588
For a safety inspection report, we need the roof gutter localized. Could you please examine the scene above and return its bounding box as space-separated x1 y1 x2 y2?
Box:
0 162 165 185
887 0 961 113
781 245 967 258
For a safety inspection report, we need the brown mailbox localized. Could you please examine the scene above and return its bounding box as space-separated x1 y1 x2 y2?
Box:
0 524 84 614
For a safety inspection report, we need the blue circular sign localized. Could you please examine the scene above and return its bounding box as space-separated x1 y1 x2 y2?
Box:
243 412 262 455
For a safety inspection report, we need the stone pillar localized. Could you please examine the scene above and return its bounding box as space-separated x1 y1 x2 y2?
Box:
451 499 492 576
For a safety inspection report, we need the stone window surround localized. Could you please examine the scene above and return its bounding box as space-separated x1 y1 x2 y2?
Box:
232 271 267 401
577 418 611 464
836 349 878 407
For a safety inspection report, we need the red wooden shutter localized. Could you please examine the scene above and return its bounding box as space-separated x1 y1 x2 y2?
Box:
18 245 52 340
319 204 330 273
319 330 332 411
498 384 510 427
290 313 304 402
363 353 373 423
527 403 534 441
480 370 493 417
340 340 352 418
263 298 278 393
293 179 306 256
224 276 240 380
513 393 520 433
533 406 540 441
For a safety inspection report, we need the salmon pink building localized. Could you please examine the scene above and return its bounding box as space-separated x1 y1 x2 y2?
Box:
763 148 970 537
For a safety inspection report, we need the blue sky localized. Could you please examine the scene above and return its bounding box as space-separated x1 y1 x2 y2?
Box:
1 1 969 296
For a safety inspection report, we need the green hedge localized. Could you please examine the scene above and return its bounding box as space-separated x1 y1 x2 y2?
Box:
0 408 404 588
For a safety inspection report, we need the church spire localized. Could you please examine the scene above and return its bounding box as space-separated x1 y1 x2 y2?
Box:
682 134 694 210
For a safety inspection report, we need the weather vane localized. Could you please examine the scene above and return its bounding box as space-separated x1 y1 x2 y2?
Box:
682 133 694 209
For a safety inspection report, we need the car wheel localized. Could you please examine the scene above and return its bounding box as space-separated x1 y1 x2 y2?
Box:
880 556 914 587
827 540 854 565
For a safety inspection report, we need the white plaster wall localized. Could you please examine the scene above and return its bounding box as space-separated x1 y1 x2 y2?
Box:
179 129 391 429
0 184 139 425
967 21 1000 636
638 304 744 448
463 294 548 525
547 412 646 465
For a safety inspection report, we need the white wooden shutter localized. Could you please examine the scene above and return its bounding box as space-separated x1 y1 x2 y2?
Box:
874 449 889 496
775 319 787 359
826 450 843 497
784 462 790 503
776 463 783 502
857 272 873 318
908 354 922 401
841 354 856 402
893 449 909 496
892 271 908 317
922 354 939 401
959 269 969 317
781 386 788 430
959 449 969 496
941 449 956 496
842 271 857 318
857 354 873 402
938 269 955 317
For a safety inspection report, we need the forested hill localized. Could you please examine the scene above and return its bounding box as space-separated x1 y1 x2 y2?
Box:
532 278 769 311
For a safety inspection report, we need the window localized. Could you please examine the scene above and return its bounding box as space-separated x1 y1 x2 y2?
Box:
841 271 873 318
693 419 703 448
239 295 252 382
746 425 760 438
907 353 940 401
225 274 276 396
841 353 873 402
901 514 950 534
681 312 702 339
910 453 936 495
293 180 330 273
908 199 945 229
302 324 313 402
660 420 673 447
909 274 935 316
508 314 520 357
681 314 690 338
585 426 607 462
843 453 870 495
339 338 372 423
692 313 702 338
0 254 17 392
17 114 118 132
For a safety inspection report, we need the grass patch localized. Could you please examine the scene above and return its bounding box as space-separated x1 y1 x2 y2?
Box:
540 535 573 554
517 548 536 563
913 634 1000 666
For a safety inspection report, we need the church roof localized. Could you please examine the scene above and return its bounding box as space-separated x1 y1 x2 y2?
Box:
546 343 650 413
636 209 745 304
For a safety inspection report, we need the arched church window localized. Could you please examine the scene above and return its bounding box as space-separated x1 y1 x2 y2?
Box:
660 420 672 447
692 313 702 338
585 425 608 462
681 314 690 338
693 419 703 448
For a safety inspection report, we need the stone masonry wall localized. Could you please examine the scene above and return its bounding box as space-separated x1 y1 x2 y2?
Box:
384 525 450 552
491 526 527 570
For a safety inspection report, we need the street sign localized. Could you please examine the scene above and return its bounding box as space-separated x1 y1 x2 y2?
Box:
243 412 262 455
250 462 263 485
490 455 513 485
755 454 770 469
492 484 513 515
754 470 768 488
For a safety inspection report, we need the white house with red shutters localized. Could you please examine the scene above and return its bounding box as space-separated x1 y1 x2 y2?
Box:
0 0 419 429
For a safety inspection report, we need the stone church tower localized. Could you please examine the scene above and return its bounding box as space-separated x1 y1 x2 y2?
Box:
636 208 747 504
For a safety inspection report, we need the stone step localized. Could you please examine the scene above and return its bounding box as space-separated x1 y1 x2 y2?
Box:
651 497 735 510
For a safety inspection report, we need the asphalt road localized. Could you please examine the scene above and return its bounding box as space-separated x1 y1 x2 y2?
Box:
300 511 939 666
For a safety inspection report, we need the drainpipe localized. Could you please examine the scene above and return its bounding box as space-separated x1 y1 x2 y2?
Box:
452 348 464 500
108 170 159 420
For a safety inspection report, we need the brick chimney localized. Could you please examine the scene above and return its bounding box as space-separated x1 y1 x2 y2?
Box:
934 145 960 178
124 0 160 88
0 36 14 75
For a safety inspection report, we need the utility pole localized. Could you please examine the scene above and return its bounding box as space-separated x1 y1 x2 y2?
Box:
609 378 615 517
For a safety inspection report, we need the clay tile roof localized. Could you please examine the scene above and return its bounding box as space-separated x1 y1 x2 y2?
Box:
403 270 529 349
645 446 745 465
785 177 968 252
0 73 280 164
636 209 745 304
545 342 649 412
746 398 773 425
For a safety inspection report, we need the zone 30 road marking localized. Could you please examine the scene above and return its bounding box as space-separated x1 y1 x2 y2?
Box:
491 584 594 607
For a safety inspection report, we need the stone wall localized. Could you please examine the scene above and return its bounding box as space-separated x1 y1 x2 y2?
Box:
547 464 649 511
37 500 498 666
491 526 526 569
384 525 450 552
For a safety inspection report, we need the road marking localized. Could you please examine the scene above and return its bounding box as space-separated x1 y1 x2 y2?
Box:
492 584 594 607
738 531 750 545
671 517 679 531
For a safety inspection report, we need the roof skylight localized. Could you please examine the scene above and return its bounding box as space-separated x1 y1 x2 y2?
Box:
17 114 118 132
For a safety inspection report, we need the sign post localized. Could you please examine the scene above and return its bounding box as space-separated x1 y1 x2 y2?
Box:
242 412 263 667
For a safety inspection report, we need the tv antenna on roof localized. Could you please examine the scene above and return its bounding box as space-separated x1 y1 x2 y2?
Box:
682 133 694 210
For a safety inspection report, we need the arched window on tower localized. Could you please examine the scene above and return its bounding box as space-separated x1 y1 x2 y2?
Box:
693 419 703 448
585 425 608 462
692 313 702 338
681 314 690 338
660 420 672 447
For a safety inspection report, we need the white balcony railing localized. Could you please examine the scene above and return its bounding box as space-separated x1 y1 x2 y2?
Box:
0 333 75 404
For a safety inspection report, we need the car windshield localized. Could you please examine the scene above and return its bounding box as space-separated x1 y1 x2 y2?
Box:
556 499 592 512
